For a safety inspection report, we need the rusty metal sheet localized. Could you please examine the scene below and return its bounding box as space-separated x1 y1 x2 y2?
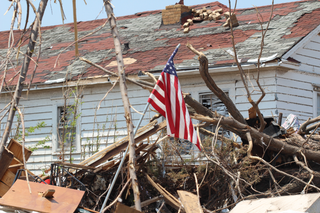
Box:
0 180 85 213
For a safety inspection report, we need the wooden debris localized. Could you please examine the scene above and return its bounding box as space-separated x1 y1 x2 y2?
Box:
223 12 239 27
0 139 34 196
192 17 203 23
7 138 32 163
131 196 163 208
0 147 13 180
42 189 55 198
214 8 223 14
183 22 189 28
146 175 185 212
115 202 142 213
178 190 203 213
0 180 84 213
187 18 193 26
79 120 165 167
54 161 96 172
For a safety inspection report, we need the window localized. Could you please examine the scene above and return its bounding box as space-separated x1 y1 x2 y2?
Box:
52 103 80 153
57 106 76 149
199 92 229 139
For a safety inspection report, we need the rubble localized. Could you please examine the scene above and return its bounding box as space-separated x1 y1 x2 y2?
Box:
2 1 320 213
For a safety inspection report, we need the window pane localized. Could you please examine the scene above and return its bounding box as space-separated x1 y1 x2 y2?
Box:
199 92 229 139
57 106 77 149
58 127 76 148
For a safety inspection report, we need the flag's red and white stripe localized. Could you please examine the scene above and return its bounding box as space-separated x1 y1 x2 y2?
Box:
147 47 200 150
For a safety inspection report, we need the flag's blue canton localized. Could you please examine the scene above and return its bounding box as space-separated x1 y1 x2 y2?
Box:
163 46 179 77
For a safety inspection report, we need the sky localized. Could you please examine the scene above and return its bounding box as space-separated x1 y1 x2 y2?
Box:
1 0 296 32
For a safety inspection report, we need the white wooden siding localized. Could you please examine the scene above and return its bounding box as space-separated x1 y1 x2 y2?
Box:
290 32 320 73
276 70 316 122
0 83 157 174
235 71 277 118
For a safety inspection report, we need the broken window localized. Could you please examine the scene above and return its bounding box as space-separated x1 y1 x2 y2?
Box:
199 92 230 140
317 94 320 116
57 106 76 149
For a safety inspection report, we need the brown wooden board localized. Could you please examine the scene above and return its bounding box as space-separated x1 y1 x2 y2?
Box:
0 170 15 187
0 182 10 197
42 189 55 198
79 120 166 168
146 175 185 212
115 202 142 213
7 138 32 163
8 157 23 174
177 190 203 213
0 147 14 180
0 180 85 213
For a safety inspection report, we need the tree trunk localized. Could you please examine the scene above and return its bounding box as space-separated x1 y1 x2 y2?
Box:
103 1 141 211
186 43 246 125
193 113 320 164
0 0 48 162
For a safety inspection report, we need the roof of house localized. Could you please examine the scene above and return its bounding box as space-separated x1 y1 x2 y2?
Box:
1 0 320 86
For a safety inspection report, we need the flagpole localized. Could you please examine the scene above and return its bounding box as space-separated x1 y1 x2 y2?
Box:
100 102 150 212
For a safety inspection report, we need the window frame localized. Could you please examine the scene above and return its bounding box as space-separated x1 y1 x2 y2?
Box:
52 102 81 154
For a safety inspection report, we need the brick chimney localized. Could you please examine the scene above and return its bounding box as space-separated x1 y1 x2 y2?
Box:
162 4 192 25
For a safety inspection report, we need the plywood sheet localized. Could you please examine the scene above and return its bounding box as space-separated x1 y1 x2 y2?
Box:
0 180 85 213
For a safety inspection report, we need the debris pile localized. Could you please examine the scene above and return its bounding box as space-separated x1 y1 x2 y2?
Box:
2 1 320 213
192 7 223 21
183 7 239 33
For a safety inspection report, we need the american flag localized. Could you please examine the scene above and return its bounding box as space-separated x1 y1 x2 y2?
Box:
147 44 201 150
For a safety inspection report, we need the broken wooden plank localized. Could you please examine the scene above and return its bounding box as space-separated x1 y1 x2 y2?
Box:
93 161 115 173
7 138 32 163
0 182 10 197
0 180 85 213
42 189 55 198
0 170 15 188
0 147 14 180
8 163 24 169
8 157 35 176
54 162 96 171
115 202 142 213
100 143 151 173
178 190 203 213
80 120 166 168
131 196 163 208
146 175 185 212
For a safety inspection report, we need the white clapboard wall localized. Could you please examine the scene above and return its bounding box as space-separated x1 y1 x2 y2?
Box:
0 66 319 174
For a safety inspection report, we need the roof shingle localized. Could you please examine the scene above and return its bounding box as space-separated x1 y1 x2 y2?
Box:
1 0 320 85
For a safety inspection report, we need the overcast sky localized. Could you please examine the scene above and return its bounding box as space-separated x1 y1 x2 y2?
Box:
1 0 295 32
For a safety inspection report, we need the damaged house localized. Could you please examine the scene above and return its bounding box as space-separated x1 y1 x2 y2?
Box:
1 0 320 175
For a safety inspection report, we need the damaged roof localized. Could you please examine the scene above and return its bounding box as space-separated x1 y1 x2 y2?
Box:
1 0 320 85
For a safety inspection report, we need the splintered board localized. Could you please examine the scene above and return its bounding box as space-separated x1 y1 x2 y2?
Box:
0 147 13 180
177 190 203 213
7 139 32 163
0 180 85 213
